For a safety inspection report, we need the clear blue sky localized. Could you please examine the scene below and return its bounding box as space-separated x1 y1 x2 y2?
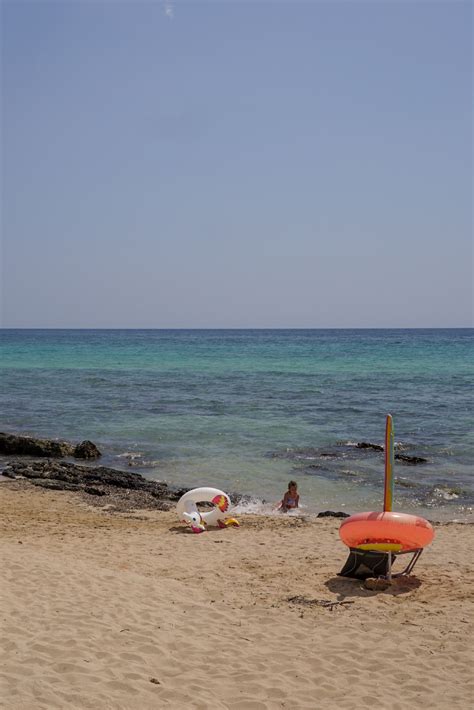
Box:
1 0 472 328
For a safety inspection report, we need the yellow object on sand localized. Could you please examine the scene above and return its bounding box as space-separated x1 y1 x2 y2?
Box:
356 542 403 552
223 518 240 527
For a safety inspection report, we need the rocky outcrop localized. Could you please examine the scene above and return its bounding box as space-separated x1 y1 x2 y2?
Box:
73 440 102 459
0 433 74 457
271 441 428 465
2 459 188 512
395 454 428 465
0 433 101 459
356 442 384 451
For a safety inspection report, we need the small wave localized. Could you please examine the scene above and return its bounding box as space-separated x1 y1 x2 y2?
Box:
394 441 409 450
231 496 308 517
116 453 161 469
133 459 161 469
432 486 460 501
270 448 322 461
340 469 362 478
338 440 411 452
337 441 383 450
395 477 418 489
231 496 273 515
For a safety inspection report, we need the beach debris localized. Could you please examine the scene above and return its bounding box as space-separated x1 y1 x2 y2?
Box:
364 578 392 591
317 511 350 518
287 595 354 610
149 678 161 685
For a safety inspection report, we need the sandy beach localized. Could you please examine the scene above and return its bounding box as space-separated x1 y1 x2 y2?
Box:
1 481 473 710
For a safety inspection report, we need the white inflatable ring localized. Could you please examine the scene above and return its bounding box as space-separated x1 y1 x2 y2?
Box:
176 487 231 528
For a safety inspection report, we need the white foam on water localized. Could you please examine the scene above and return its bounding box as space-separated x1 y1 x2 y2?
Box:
231 497 311 517
231 497 274 516
433 487 459 501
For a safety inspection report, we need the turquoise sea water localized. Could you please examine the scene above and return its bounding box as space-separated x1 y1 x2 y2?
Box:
1 329 472 520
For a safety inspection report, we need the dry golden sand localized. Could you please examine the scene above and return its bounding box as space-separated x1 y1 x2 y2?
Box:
1 482 473 710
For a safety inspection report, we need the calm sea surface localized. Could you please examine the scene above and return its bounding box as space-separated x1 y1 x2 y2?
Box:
1 329 472 521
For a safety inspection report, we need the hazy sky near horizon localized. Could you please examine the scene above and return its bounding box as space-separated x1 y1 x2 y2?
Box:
2 0 472 328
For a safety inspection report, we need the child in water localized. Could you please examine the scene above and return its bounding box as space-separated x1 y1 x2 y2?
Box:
278 481 299 512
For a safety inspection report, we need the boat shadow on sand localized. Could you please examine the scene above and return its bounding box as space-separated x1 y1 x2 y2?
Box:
325 574 422 599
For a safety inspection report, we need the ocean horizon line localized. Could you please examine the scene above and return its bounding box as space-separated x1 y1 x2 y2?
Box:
1 326 473 332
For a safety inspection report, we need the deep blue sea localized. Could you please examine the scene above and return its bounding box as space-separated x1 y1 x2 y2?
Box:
1 329 472 520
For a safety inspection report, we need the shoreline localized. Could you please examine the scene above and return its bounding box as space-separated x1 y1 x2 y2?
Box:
2 455 473 525
1 429 473 524
1 458 472 526
1 480 473 709
1 430 473 526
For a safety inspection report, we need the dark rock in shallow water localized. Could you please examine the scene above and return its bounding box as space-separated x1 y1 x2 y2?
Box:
317 511 350 518
0 433 102 459
272 441 425 464
356 442 384 451
395 454 428 465
0 432 74 458
73 440 102 459
270 442 385 461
